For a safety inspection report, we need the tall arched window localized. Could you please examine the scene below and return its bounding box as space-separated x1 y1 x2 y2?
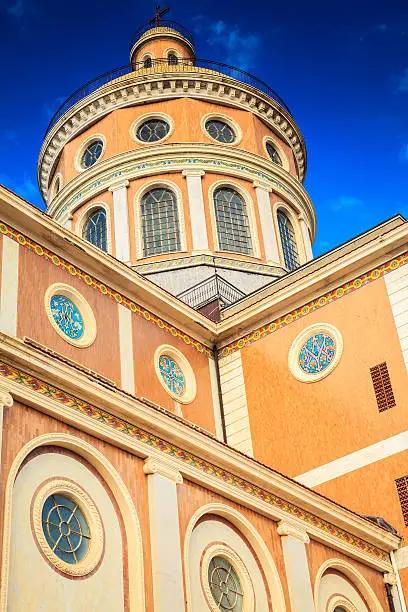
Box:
141 188 181 256
277 210 299 271
168 53 178 65
214 187 253 255
83 208 107 252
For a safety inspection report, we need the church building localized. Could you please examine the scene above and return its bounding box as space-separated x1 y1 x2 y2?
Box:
1 9 408 611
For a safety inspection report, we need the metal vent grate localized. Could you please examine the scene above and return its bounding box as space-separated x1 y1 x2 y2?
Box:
396 477 408 526
370 362 396 412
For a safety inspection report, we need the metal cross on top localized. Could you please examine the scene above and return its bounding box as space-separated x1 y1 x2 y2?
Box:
149 5 170 27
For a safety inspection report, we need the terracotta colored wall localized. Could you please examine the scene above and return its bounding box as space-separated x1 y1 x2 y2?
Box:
133 37 192 63
307 539 389 609
0 400 153 610
131 315 216 434
177 478 291 610
16 245 122 384
240 278 408 476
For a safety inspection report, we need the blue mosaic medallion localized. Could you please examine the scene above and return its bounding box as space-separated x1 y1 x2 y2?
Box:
50 295 84 340
298 333 336 375
158 355 186 396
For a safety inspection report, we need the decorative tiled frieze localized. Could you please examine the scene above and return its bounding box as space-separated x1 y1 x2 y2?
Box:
219 351 253 456
0 359 389 563
220 252 408 357
384 264 408 372
0 221 212 357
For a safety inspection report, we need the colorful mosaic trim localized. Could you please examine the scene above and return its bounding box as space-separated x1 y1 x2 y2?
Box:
219 252 408 357
0 222 212 358
0 360 388 563
54 156 299 221
135 254 282 276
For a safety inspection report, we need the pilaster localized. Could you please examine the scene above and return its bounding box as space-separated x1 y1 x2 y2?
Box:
182 169 209 254
384 573 404 612
118 303 135 394
109 179 130 262
143 456 185 612
0 235 19 336
253 180 280 265
0 384 13 471
277 520 315 612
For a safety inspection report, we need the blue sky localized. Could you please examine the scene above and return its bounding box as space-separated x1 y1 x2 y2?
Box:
0 0 407 255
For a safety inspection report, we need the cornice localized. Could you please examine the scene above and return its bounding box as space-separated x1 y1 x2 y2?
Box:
46 144 315 236
38 68 306 198
0 332 400 571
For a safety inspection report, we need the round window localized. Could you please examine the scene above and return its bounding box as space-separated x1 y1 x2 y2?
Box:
208 556 243 611
266 141 282 165
42 493 90 565
154 345 196 403
288 323 343 382
50 295 84 340
205 119 235 143
137 119 170 143
81 140 103 169
45 283 97 348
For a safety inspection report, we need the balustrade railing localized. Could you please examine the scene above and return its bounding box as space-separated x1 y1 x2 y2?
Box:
177 275 245 310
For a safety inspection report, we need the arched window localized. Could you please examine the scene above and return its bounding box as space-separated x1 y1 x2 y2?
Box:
168 53 178 65
214 187 253 255
277 210 299 271
83 208 107 252
141 188 181 256
266 141 282 165
143 56 153 68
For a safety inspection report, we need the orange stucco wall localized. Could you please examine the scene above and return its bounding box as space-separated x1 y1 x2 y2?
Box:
132 36 193 64
240 277 408 476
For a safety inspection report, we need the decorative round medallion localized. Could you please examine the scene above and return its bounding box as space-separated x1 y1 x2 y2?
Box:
50 295 84 340
45 283 97 348
154 344 196 403
208 555 243 611
32 479 104 577
137 119 170 142
288 323 343 382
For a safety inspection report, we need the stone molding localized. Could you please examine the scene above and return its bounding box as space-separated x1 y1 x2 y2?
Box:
277 520 310 543
143 456 183 484
0 383 13 410
253 180 273 193
383 572 398 586
38 69 306 197
108 179 130 192
182 168 205 178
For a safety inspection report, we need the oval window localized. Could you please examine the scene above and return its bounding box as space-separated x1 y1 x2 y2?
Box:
205 119 235 143
137 119 170 143
81 140 103 169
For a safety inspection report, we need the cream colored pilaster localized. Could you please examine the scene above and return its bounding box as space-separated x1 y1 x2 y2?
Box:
143 457 185 612
0 384 13 468
298 214 313 261
277 520 315 612
384 573 405 612
118 303 135 395
385 265 408 373
0 235 19 336
64 218 73 230
209 356 224 441
253 181 280 265
182 169 209 253
109 179 130 262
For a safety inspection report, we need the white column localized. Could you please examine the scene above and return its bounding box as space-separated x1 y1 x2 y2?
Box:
143 457 185 612
0 236 19 336
0 384 13 468
299 214 313 261
182 169 209 254
118 304 135 395
277 520 315 612
253 181 280 265
384 573 405 612
109 179 130 262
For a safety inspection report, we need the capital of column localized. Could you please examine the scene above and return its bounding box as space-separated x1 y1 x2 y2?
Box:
384 572 398 586
0 384 13 410
277 520 310 543
108 179 130 192
143 456 183 484
182 169 205 178
253 180 273 193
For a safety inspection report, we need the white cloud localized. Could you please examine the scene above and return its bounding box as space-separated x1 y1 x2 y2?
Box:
327 195 363 213
0 173 38 201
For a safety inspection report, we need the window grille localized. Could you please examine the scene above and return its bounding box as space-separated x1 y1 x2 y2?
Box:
81 140 103 169
168 53 178 65
277 210 299 271
396 476 408 526
266 142 282 165
205 120 235 143
141 188 181 256
370 362 396 412
214 188 253 255
83 208 107 252
137 119 169 142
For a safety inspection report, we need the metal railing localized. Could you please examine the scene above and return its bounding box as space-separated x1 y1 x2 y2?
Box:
177 274 245 310
44 57 292 136
129 20 195 51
